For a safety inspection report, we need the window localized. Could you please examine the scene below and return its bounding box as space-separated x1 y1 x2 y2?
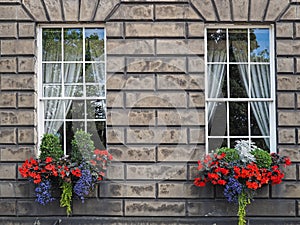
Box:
38 26 106 154
205 26 276 152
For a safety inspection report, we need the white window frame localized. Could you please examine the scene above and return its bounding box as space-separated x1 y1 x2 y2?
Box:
204 24 276 153
37 24 107 154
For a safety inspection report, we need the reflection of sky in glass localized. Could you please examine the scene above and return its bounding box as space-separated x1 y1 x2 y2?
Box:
85 28 104 40
251 29 269 61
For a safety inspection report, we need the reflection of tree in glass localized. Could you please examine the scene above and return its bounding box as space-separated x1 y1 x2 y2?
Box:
85 30 104 61
64 29 83 61
42 29 61 61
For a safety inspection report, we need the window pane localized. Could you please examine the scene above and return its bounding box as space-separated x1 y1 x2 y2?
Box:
86 85 105 97
87 100 106 119
250 65 270 98
66 100 85 119
64 63 83 83
87 121 106 149
207 64 227 98
45 121 64 140
208 102 227 136
85 28 105 61
42 28 61 61
66 121 85 154
64 28 83 61
250 102 269 136
229 64 248 98
229 102 248 136
208 138 227 151
85 63 105 83
230 138 248 148
250 29 269 62
65 85 83 97
43 63 61 83
207 29 227 62
229 29 248 62
44 100 64 119
252 138 270 151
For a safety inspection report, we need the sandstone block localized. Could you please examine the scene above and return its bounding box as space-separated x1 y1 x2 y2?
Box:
278 128 296 144
18 57 35 73
155 4 199 20
0 23 17 37
106 22 123 37
106 57 124 73
214 0 231 21
73 199 123 215
277 75 300 91
188 200 236 216
106 91 124 108
157 145 205 162
94 0 120 21
43 0 63 21
278 146 300 161
278 111 300 126
249 0 268 21
0 6 30 20
111 4 153 20
0 58 17 73
0 110 35 126
277 93 295 108
277 40 300 55
106 163 124 180
188 57 204 73
106 128 124 144
0 128 16 144
157 109 204 126
0 163 16 179
277 57 294 73
247 199 295 216
190 0 216 21
0 146 33 161
189 92 205 108
281 164 297 180
0 200 15 216
107 109 155 126
189 128 205 144
188 22 204 37
0 181 34 197
79 0 98 21
18 128 36 144
276 23 293 38
18 92 36 108
0 93 16 108
62 0 79 21
107 39 155 55
157 74 204 90
232 0 248 21
22 0 48 21
265 0 290 21
1 40 35 55
156 39 204 55
17 200 65 216
18 23 35 37
108 145 156 162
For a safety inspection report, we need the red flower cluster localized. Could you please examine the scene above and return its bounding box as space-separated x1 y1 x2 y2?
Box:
90 149 113 180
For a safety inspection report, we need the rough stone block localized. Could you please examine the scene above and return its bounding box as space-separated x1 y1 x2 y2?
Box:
62 0 79 21
188 22 204 37
281 164 297 180
106 57 124 73
278 128 296 144
188 200 237 216
156 39 204 55
188 57 204 72
106 91 124 108
276 22 294 38
73 199 123 215
0 128 16 144
127 164 187 180
296 57 300 73
125 200 185 216
189 92 205 108
265 0 290 21
22 0 48 21
277 57 294 73
158 182 213 198
18 92 36 108
106 128 124 144
107 39 155 55
108 145 156 162
18 128 36 144
0 200 15 216
0 146 33 161
278 146 300 162
247 199 295 216
79 0 98 21
0 110 35 126
277 40 300 55
111 4 153 20
126 92 187 108
190 0 216 21
0 181 34 197
107 74 125 89
155 4 199 20
18 57 35 73
157 145 205 162
296 23 300 38
281 5 300 20
157 109 204 126
214 0 231 21
0 93 16 108
1 40 35 55
126 128 187 144
43 0 63 21
277 92 295 108
100 182 156 198
106 163 124 180
0 58 17 73
0 163 16 179
18 23 35 37
189 128 205 144
125 22 185 37
0 6 31 20
107 109 155 126
106 22 123 37
249 0 268 21
127 57 186 73
107 74 155 90
277 75 300 91
157 74 204 90
94 0 119 21
278 111 300 126
0 23 17 38
232 0 248 21
17 200 65 216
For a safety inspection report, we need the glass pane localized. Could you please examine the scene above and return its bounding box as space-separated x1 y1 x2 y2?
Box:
64 28 83 61
250 29 269 62
64 63 83 83
65 85 83 97
85 28 105 61
230 138 248 148
229 102 248 136
66 121 85 154
207 64 227 98
87 100 106 119
208 138 227 152
208 102 227 136
229 29 248 62
44 100 64 119
250 102 269 136
87 121 106 149
252 138 270 151
66 100 85 119
229 64 248 98
207 29 227 62
43 63 61 83
43 85 62 97
42 28 61 61
44 121 63 141
85 63 105 83
86 85 105 97
250 65 270 98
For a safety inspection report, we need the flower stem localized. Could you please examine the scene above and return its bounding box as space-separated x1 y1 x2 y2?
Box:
238 190 251 225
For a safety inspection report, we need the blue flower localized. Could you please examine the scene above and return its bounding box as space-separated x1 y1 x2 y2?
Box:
223 177 242 203
35 180 55 205
74 168 94 203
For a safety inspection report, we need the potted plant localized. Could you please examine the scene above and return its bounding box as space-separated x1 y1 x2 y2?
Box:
19 130 112 215
194 140 291 225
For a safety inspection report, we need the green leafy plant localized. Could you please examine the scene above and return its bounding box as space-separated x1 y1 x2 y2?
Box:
217 147 239 162
60 181 73 215
71 129 95 162
39 134 63 161
251 148 272 169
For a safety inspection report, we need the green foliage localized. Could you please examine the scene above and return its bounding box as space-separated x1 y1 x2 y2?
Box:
238 190 251 225
71 129 95 162
39 134 63 161
251 148 272 169
60 181 72 216
217 147 240 162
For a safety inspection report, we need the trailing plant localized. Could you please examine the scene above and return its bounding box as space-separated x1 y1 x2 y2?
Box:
60 181 73 215
194 140 291 225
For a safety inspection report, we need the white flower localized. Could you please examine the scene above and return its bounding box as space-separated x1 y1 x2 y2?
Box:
235 140 256 163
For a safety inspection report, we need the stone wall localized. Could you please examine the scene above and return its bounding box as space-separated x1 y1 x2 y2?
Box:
0 0 299 224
